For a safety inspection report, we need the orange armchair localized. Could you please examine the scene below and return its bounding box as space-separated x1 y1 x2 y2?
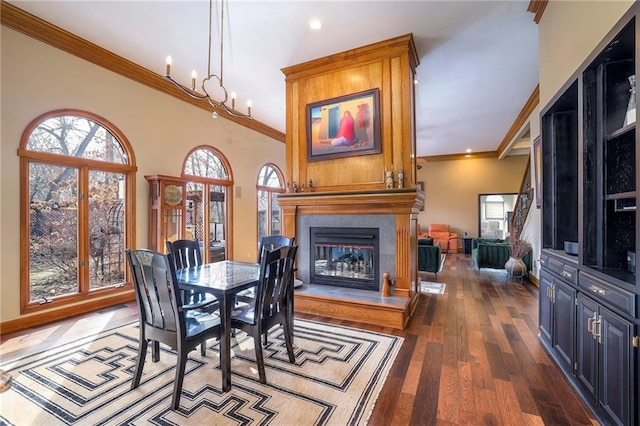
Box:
428 224 458 253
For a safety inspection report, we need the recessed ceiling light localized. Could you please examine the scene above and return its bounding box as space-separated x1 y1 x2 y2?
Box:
466 148 472 153
414 78 420 85
309 19 322 30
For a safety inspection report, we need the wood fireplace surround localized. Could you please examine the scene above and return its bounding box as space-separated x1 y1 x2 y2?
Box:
280 34 421 328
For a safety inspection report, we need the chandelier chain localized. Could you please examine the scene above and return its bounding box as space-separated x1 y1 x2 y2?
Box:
164 0 251 119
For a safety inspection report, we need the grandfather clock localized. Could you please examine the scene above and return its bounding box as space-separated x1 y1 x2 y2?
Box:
145 175 187 253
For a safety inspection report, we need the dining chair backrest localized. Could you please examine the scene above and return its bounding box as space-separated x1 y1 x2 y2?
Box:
256 245 298 318
166 239 203 270
125 248 220 410
126 249 184 338
257 235 295 263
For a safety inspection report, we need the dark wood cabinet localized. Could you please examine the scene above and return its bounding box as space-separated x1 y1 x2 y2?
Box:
582 17 637 287
539 257 576 375
553 279 576 371
540 5 639 425
541 81 579 252
577 293 634 426
539 269 553 344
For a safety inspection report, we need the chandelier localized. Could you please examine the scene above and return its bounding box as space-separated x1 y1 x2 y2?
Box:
164 0 252 119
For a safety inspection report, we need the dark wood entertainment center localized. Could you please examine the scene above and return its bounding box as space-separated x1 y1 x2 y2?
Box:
540 5 638 425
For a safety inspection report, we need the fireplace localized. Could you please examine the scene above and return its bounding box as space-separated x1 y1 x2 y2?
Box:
310 227 379 291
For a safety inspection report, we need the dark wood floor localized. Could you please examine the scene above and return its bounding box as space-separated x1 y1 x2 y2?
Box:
1 253 597 425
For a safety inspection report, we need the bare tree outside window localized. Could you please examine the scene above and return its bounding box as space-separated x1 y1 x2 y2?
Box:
21 112 132 308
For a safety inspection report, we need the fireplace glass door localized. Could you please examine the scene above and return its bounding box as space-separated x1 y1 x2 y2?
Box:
310 227 379 291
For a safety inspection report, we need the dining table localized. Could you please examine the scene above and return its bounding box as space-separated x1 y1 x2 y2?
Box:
175 260 260 392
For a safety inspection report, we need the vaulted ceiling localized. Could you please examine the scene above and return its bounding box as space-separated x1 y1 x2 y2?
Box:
5 0 540 159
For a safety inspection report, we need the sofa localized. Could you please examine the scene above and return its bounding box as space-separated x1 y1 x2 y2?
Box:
418 238 443 278
471 238 532 272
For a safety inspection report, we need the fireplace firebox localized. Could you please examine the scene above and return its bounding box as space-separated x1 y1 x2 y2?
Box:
310 227 379 291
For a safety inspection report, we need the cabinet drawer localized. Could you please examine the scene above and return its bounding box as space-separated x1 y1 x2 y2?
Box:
540 254 578 286
547 257 564 275
559 264 578 286
579 271 636 317
540 253 549 268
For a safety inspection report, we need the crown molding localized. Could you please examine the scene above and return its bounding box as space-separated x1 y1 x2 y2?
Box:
496 85 539 158
1 1 285 143
418 151 498 163
527 0 549 24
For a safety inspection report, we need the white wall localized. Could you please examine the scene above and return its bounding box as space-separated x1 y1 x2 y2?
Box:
0 27 285 322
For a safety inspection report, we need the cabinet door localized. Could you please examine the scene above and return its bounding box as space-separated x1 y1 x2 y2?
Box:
539 270 553 345
552 279 575 372
599 307 633 426
576 294 599 402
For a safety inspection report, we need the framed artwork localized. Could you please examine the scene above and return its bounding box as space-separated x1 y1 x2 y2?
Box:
417 181 425 211
306 88 381 161
533 136 542 208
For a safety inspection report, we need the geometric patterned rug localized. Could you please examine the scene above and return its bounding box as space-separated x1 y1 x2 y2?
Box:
0 319 402 425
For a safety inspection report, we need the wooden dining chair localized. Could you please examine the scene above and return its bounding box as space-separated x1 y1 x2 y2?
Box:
230 245 298 384
241 235 296 344
166 239 219 313
125 249 221 410
257 235 295 263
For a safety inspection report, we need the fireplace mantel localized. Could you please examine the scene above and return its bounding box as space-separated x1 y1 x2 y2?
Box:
278 188 422 214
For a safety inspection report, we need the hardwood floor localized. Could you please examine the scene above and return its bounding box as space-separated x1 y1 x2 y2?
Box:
0 253 597 425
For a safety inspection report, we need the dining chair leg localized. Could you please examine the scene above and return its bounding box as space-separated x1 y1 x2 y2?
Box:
171 350 188 411
283 321 296 363
131 337 148 389
286 303 294 345
254 331 267 384
152 340 160 362
200 340 207 356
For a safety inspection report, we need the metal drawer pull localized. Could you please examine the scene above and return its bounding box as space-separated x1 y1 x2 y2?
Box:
540 259 545 266
561 271 572 279
588 285 606 296
587 314 595 334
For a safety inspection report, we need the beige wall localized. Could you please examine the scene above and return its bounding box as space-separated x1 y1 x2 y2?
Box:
538 0 634 109
416 155 528 238
0 28 284 323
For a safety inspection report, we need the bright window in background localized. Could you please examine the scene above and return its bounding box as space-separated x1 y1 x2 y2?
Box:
257 164 285 244
183 146 233 263
478 193 518 239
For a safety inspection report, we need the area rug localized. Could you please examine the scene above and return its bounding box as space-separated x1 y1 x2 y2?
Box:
0 319 401 426
420 280 447 295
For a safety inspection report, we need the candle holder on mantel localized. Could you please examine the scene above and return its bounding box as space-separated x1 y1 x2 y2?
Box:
385 170 394 189
396 169 404 188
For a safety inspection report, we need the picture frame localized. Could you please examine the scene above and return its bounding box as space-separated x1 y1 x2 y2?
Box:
306 88 381 161
533 136 542 208
417 181 425 211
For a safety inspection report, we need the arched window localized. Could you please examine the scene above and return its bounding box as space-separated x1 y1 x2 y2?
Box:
19 110 136 313
182 146 233 263
256 164 285 241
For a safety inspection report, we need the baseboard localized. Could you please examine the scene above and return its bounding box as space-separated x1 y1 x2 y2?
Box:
0 292 135 335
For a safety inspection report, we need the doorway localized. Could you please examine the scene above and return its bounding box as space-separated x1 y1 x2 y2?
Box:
478 193 517 239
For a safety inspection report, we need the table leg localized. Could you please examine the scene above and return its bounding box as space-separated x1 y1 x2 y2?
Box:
220 293 233 392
